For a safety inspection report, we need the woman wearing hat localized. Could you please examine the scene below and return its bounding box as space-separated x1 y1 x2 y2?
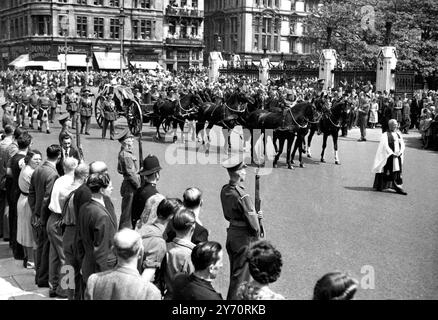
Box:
78 89 93 135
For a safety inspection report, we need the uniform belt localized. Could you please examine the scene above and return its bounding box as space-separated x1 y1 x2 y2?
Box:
229 220 247 227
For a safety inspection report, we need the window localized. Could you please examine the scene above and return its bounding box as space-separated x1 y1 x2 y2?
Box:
77 16 87 37
94 17 104 38
19 17 23 37
192 0 198 8
94 0 103 5
109 0 120 6
24 16 28 36
168 21 175 35
267 35 271 50
77 0 87 4
191 22 198 36
254 34 259 50
139 0 151 8
58 0 68 3
181 0 187 6
290 39 295 53
32 15 52 36
274 35 278 51
262 35 266 48
58 15 67 36
110 18 119 39
140 20 151 39
254 17 259 33
133 20 139 39
180 21 187 38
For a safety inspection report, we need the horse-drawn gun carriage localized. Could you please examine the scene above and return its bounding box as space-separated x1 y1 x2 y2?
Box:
94 84 157 135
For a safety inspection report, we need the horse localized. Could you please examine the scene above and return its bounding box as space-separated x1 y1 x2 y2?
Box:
195 91 252 153
306 99 349 164
239 99 322 169
153 93 203 142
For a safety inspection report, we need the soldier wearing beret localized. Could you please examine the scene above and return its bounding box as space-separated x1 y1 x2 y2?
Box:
116 129 141 230
220 156 262 300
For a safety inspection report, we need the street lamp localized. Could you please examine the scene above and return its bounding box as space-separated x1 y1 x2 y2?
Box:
60 12 69 87
120 1 125 78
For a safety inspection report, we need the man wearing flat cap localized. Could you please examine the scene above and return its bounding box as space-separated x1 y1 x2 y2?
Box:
116 129 141 230
220 155 261 300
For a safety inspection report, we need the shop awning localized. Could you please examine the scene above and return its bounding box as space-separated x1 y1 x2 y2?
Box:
58 54 91 68
94 52 127 70
130 61 162 70
8 54 29 69
26 60 63 70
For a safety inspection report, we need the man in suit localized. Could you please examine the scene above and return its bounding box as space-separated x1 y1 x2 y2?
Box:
29 144 62 287
173 241 224 300
166 187 208 245
0 125 14 240
78 172 118 289
70 161 111 300
57 133 80 176
85 228 161 300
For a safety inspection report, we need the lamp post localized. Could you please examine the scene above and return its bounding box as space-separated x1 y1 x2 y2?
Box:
120 1 125 78
60 13 69 87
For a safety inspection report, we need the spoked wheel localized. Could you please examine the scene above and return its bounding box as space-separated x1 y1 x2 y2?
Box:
94 96 104 128
126 100 143 136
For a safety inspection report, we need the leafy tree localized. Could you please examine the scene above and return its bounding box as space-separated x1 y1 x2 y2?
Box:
304 0 438 76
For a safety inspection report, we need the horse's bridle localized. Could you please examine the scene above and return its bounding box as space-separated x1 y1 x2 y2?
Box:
288 107 308 129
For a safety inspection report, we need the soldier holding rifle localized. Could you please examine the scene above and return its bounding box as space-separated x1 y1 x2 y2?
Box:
220 155 264 300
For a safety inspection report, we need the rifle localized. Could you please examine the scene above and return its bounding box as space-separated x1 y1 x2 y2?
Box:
255 170 265 238
138 126 144 184
76 115 84 161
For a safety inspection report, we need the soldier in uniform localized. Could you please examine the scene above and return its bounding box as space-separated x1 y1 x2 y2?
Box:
65 86 78 129
220 156 262 300
78 89 93 135
20 86 31 128
29 88 40 129
47 84 58 123
37 90 51 133
116 129 141 230
102 93 117 140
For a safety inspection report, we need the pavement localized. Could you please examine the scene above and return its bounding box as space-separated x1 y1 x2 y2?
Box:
1 88 438 300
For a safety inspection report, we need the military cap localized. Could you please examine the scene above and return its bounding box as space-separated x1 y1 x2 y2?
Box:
222 155 247 171
58 113 70 123
114 128 134 142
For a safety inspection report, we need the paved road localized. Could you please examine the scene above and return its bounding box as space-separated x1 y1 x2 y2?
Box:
1 89 437 300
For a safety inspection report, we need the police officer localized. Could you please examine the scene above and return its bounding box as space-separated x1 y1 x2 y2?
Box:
102 93 116 140
65 86 78 129
220 156 262 300
78 89 93 135
116 128 141 230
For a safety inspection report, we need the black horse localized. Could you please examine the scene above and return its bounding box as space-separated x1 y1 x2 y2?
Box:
195 91 252 152
306 99 349 164
153 93 203 142
239 99 322 169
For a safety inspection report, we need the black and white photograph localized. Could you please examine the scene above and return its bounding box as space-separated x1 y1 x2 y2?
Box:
0 0 437 304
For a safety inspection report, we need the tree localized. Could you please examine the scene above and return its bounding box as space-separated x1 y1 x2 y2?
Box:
303 0 438 75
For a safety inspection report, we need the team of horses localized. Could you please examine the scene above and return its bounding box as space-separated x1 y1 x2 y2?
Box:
151 90 349 169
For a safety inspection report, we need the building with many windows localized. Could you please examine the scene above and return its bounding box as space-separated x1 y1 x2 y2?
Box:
0 0 204 71
204 0 319 65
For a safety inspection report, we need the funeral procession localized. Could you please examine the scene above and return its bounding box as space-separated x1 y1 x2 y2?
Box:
0 0 438 304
